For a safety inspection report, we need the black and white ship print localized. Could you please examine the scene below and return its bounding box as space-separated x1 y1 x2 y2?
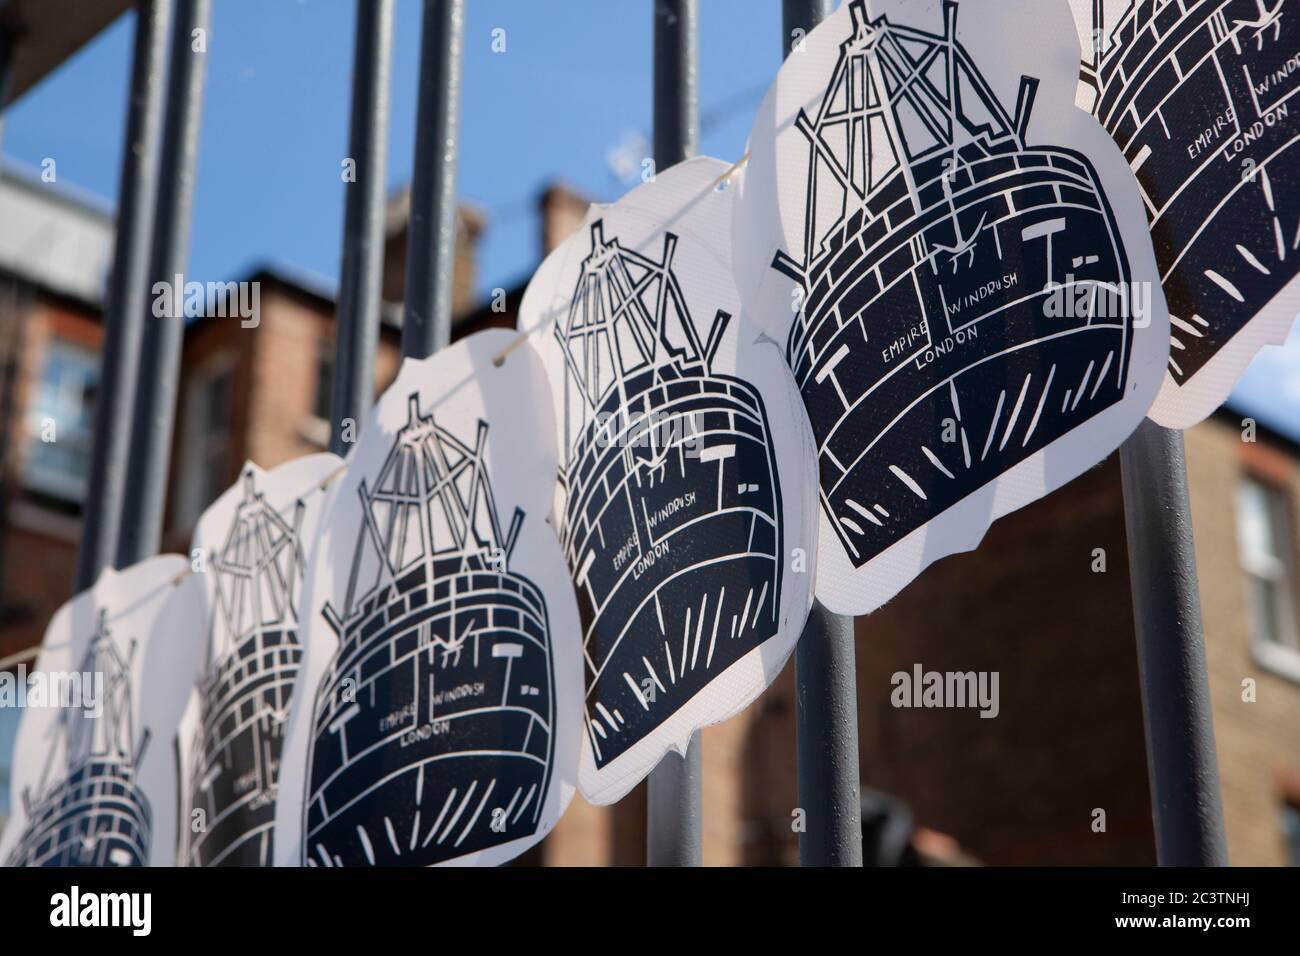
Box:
555 221 785 768
1079 0 1300 393
771 0 1137 567
302 398 556 866
180 471 308 867
4 611 151 868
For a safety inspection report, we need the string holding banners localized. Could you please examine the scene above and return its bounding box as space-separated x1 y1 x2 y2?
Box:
1073 0 1300 428
0 555 197 868
273 330 583 867
731 0 1171 615
518 156 819 806
176 453 342 867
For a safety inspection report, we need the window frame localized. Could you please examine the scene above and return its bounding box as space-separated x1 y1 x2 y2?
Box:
21 338 100 503
1236 473 1300 683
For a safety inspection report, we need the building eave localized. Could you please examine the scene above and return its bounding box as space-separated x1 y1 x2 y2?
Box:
0 0 133 108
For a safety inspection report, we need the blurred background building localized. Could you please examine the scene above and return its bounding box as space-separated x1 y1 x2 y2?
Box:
0 1 1297 865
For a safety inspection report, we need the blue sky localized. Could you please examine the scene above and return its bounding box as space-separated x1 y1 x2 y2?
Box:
1 0 781 298
2 0 1296 439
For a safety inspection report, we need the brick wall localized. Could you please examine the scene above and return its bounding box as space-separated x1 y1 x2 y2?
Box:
0 291 101 661
852 456 1155 866
6 175 1298 868
1185 415 1300 866
538 419 1300 867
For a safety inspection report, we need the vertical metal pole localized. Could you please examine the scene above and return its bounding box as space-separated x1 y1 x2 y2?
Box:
1119 420 1228 865
0 28 13 152
795 602 862 865
75 0 172 589
401 0 464 361
651 0 697 170
0 28 14 608
116 0 210 567
645 0 702 869
784 0 864 868
330 0 393 453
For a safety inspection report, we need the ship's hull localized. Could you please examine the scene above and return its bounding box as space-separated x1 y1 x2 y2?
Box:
562 364 782 767
304 561 555 866
792 146 1133 565
5 759 151 867
1093 0 1300 381
183 627 301 866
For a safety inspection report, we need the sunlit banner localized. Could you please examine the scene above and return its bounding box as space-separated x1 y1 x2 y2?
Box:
1072 0 1300 428
274 330 583 867
732 0 1170 614
518 157 818 805
0 557 197 867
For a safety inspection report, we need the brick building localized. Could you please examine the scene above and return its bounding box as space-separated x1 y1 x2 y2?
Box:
1 163 1297 865
0 163 497 830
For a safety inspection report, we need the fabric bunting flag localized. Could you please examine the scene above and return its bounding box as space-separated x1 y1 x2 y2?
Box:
731 0 1171 615
0 556 198 867
273 330 583 867
1072 0 1300 428
518 157 819 805
176 453 341 866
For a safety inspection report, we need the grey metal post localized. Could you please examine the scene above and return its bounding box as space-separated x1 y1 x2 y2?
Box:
0 28 13 150
645 0 702 869
0 28 14 609
1119 419 1228 866
330 0 393 453
116 0 210 568
400 0 464 361
652 0 697 170
75 0 172 589
795 601 863 866
783 0 864 868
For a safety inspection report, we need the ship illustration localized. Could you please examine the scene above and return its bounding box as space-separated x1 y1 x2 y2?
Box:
303 399 556 866
180 471 307 867
772 0 1136 567
556 220 783 768
1080 0 1300 382
5 611 151 867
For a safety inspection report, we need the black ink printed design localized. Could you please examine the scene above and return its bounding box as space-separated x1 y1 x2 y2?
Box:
1081 0 1299 382
5 611 151 867
773 0 1135 567
181 472 307 867
556 221 784 768
303 399 555 866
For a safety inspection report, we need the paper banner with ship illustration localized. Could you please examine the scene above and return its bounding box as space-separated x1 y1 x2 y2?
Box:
1072 0 1300 428
175 453 341 867
517 157 820 805
731 0 1171 615
0 555 200 867
272 330 582 867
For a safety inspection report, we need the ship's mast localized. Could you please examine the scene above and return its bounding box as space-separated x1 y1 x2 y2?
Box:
29 610 144 807
208 471 306 668
332 399 522 629
556 222 716 423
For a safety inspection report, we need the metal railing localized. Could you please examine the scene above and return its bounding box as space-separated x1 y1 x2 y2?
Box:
645 0 704 869
0 0 1228 868
1119 422 1228 864
73 0 171 588
782 0 864 869
329 0 392 455
117 0 210 568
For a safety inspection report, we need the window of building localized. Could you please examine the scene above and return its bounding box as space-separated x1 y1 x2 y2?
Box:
0 686 23 836
1236 476 1300 675
176 356 234 530
23 340 99 502
1283 804 1300 867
